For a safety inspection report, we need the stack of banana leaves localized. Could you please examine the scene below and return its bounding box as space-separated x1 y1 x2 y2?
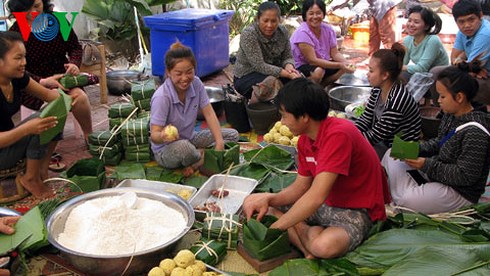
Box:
268 203 490 275
107 102 137 129
120 117 151 163
87 130 123 166
130 79 156 111
0 206 50 271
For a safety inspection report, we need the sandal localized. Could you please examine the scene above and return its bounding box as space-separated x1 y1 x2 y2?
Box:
49 160 66 172
51 152 62 163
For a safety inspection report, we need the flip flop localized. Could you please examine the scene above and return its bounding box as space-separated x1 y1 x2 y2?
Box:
51 152 62 163
49 161 66 172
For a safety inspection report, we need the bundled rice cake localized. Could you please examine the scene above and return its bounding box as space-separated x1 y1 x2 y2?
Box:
203 212 240 250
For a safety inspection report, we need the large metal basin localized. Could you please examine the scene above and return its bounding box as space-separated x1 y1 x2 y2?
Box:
327 86 371 111
46 188 194 276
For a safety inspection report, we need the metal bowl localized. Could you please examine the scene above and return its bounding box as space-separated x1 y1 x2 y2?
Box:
106 70 145 95
327 86 371 111
197 86 225 120
335 70 370 87
46 188 194 276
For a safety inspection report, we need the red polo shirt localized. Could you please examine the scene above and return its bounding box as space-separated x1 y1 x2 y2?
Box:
297 117 390 221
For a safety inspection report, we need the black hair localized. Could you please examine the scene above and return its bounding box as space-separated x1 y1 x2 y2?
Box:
7 0 52 14
408 5 442 35
481 0 490 16
0 31 24 59
302 0 327 22
275 78 329 121
437 66 479 101
164 41 197 71
257 1 281 19
453 0 482 20
372 42 406 82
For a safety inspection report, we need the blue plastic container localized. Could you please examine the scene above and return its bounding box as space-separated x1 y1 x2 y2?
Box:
144 9 234 78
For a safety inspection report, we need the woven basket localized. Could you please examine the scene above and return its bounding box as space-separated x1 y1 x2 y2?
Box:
0 160 29 204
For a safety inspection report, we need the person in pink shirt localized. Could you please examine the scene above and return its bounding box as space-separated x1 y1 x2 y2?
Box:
290 0 355 85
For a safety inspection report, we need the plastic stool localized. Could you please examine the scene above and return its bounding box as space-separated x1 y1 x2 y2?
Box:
20 106 83 138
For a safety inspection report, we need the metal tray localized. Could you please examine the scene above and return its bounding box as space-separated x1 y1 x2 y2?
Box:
189 174 258 217
116 179 197 201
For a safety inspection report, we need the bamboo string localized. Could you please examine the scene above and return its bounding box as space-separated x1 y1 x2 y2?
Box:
99 107 139 159
194 240 220 264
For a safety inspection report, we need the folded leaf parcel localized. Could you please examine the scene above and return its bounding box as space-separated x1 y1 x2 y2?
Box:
203 212 241 249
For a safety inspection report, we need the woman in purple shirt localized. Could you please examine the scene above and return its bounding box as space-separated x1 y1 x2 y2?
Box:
290 0 355 85
150 42 238 175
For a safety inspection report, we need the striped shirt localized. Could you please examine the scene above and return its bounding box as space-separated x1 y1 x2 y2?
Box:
355 82 421 146
420 111 490 203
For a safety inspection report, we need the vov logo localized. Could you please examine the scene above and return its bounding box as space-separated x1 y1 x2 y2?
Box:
13 11 79 42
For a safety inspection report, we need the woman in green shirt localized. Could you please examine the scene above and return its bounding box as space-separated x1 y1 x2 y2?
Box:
401 5 449 83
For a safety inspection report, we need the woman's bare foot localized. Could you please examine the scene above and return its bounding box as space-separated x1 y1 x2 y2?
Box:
17 174 54 199
182 150 205 177
182 166 195 177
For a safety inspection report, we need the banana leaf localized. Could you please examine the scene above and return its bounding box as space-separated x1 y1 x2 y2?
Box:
125 151 151 163
0 206 48 255
255 172 296 193
137 110 151 119
59 74 89 89
203 212 240 249
190 239 227 266
108 103 137 118
121 135 149 146
182 175 209 189
390 133 419 160
133 98 151 111
120 118 150 146
89 142 123 158
101 152 123 166
243 145 294 171
383 246 490 276
145 166 182 183
242 216 290 261
88 130 121 146
270 258 360 276
63 158 106 192
109 117 125 128
346 228 490 269
39 90 70 145
202 142 240 175
369 211 490 240
120 117 149 133
131 79 156 100
230 163 269 181
115 162 146 180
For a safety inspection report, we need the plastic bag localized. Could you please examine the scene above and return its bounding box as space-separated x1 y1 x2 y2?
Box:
406 72 434 102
